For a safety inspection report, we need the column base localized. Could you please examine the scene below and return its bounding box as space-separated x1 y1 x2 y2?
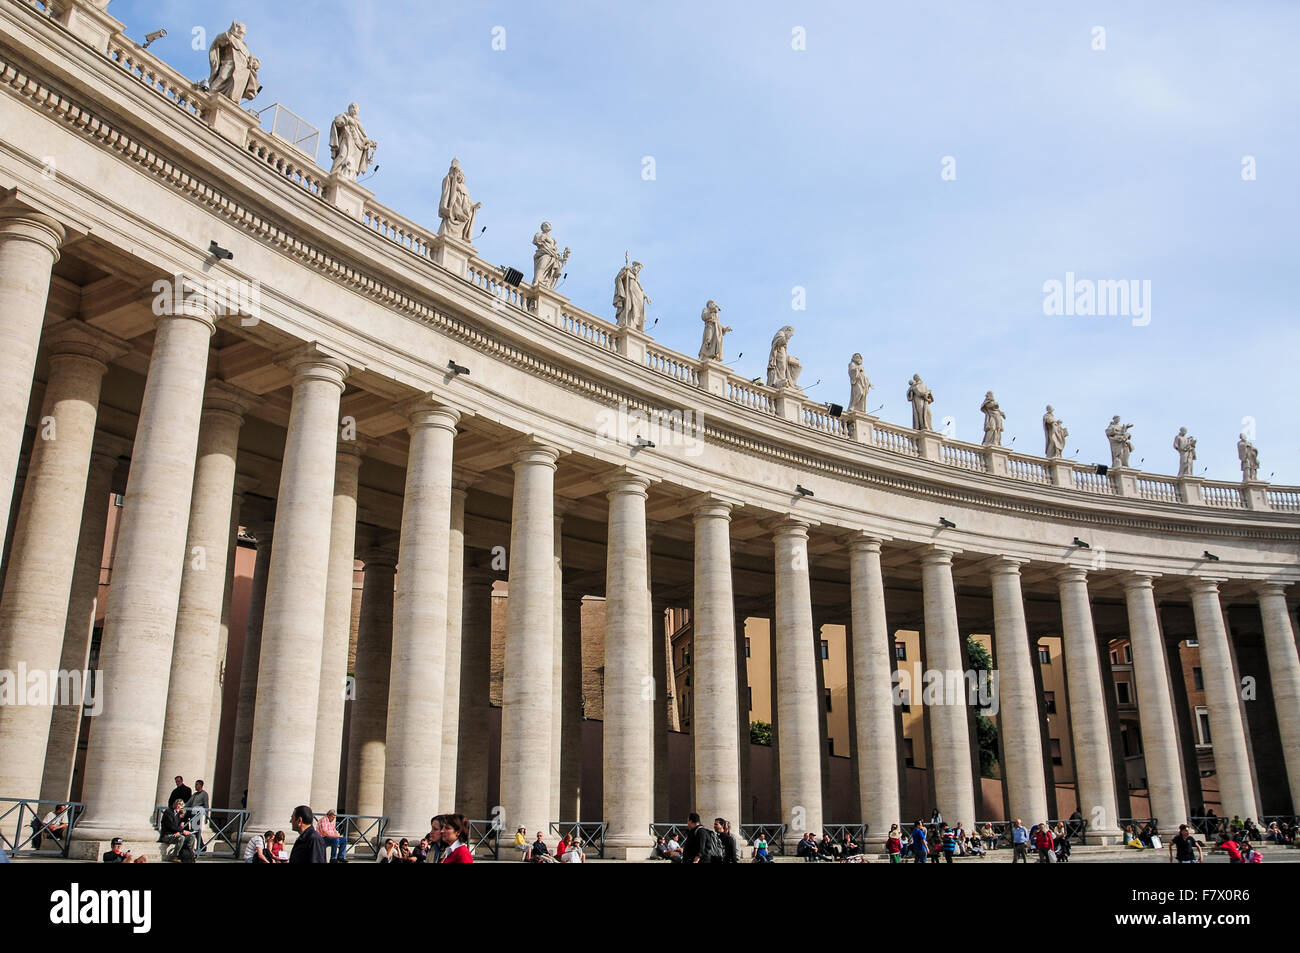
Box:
69 835 170 863
1084 827 1124 846
602 842 657 861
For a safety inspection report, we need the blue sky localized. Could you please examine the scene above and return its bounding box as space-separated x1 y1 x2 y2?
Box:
109 1 1300 482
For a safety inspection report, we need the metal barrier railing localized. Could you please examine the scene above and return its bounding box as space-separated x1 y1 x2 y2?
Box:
822 823 868 855
649 821 691 853
0 798 85 858
150 805 248 859
466 819 500 860
335 813 387 859
739 823 786 857
1258 815 1298 845
548 821 605 860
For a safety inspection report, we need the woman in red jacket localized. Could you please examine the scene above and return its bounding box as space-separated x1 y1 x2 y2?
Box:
1034 823 1055 863
438 813 474 863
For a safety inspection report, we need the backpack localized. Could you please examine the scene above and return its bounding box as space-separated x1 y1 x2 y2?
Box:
698 827 723 863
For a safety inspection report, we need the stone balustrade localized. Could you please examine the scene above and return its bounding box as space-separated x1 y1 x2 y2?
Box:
105 35 201 119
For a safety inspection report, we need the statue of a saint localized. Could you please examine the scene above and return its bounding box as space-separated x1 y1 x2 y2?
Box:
612 256 650 330
980 391 1005 446
1043 405 1068 458
531 222 569 289
437 158 481 242
906 374 934 431
328 103 377 180
1106 416 1134 468
766 326 802 389
205 21 261 103
848 354 871 413
1174 427 1197 477
698 300 731 361
1238 433 1259 482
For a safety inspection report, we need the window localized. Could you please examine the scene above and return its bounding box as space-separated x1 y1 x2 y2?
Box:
899 689 911 713
894 641 907 660
827 738 835 756
903 737 915 768
684 649 692 667
747 686 752 711
1110 650 1119 665
1037 646 1051 664
744 637 751 658
1123 645 1132 664
820 639 829 660
1116 681 1131 705
1192 667 1203 690
824 689 832 712
1049 738 1063 766
1185 637 1199 648
1043 691 1056 714
1196 707 1212 746
113 493 124 507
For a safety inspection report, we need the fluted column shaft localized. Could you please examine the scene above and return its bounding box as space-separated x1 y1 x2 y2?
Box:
1189 579 1258 819
499 443 558 837
551 510 566 821
1121 572 1184 834
691 498 741 826
1057 568 1121 839
309 443 364 810
246 352 348 834
438 481 469 813
346 549 396 817
0 328 117 797
204 485 246 785
1256 584 1300 812
74 305 216 843
920 547 976 828
383 402 459 837
228 522 272 807
0 209 65 559
156 383 253 806
773 519 822 834
559 588 584 820
40 447 118 802
454 566 495 819
847 535 899 843
990 557 1049 826
602 471 652 853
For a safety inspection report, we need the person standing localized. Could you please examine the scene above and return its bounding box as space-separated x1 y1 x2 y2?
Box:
1034 822 1055 863
167 776 193 810
911 821 929 864
715 818 739 863
186 781 210 854
1011 819 1030 863
439 813 474 863
1169 824 1203 864
886 825 902 864
288 805 327 863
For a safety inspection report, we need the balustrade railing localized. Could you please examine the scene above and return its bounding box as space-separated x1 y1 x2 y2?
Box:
802 403 850 437
245 126 324 196
1007 455 1050 484
1200 483 1245 508
361 202 436 260
1266 488 1300 511
559 310 617 351
726 379 776 414
1072 466 1115 494
1135 477 1179 503
871 422 920 456
466 259 530 310
645 347 699 386
941 441 986 472
105 36 201 118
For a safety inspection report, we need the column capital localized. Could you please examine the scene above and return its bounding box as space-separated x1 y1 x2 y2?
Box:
337 436 370 461
395 393 462 431
1119 570 1160 591
988 555 1028 576
919 544 960 567
1187 576 1228 596
0 204 67 261
43 320 129 366
509 435 563 469
766 515 812 539
843 530 889 553
358 539 399 569
1254 579 1294 599
687 491 740 521
276 342 352 389
451 466 480 491
201 379 261 419
601 466 653 496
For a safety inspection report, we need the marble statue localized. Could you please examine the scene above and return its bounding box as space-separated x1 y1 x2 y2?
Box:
1106 416 1133 468
328 103 377 180
980 391 1005 446
612 256 651 331
205 20 260 103
1043 405 1068 459
766 326 802 389
847 353 871 413
1238 433 1259 482
1174 427 1197 477
906 374 934 431
698 300 731 361
437 158 481 242
531 222 569 290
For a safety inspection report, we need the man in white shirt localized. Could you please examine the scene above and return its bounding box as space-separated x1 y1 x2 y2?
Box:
41 804 70 845
561 839 585 863
243 830 269 863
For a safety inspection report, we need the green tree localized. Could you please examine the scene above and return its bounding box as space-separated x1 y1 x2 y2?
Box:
749 720 772 746
966 636 1000 778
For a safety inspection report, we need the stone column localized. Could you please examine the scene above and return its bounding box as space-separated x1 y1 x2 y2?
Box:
1255 583 1300 814
309 441 365 811
989 557 1050 826
1057 568 1122 841
773 518 823 834
454 565 495 820
205 477 252 787
0 208 65 559
499 440 559 839
438 476 471 813
846 534 899 844
602 469 653 857
1188 579 1259 819
919 547 976 829
1121 572 1187 834
227 519 272 808
39 443 120 802
246 348 349 836
551 507 567 822
691 495 742 827
559 586 584 821
74 301 216 849
383 400 459 838
0 323 122 798
155 381 256 806
345 543 396 817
